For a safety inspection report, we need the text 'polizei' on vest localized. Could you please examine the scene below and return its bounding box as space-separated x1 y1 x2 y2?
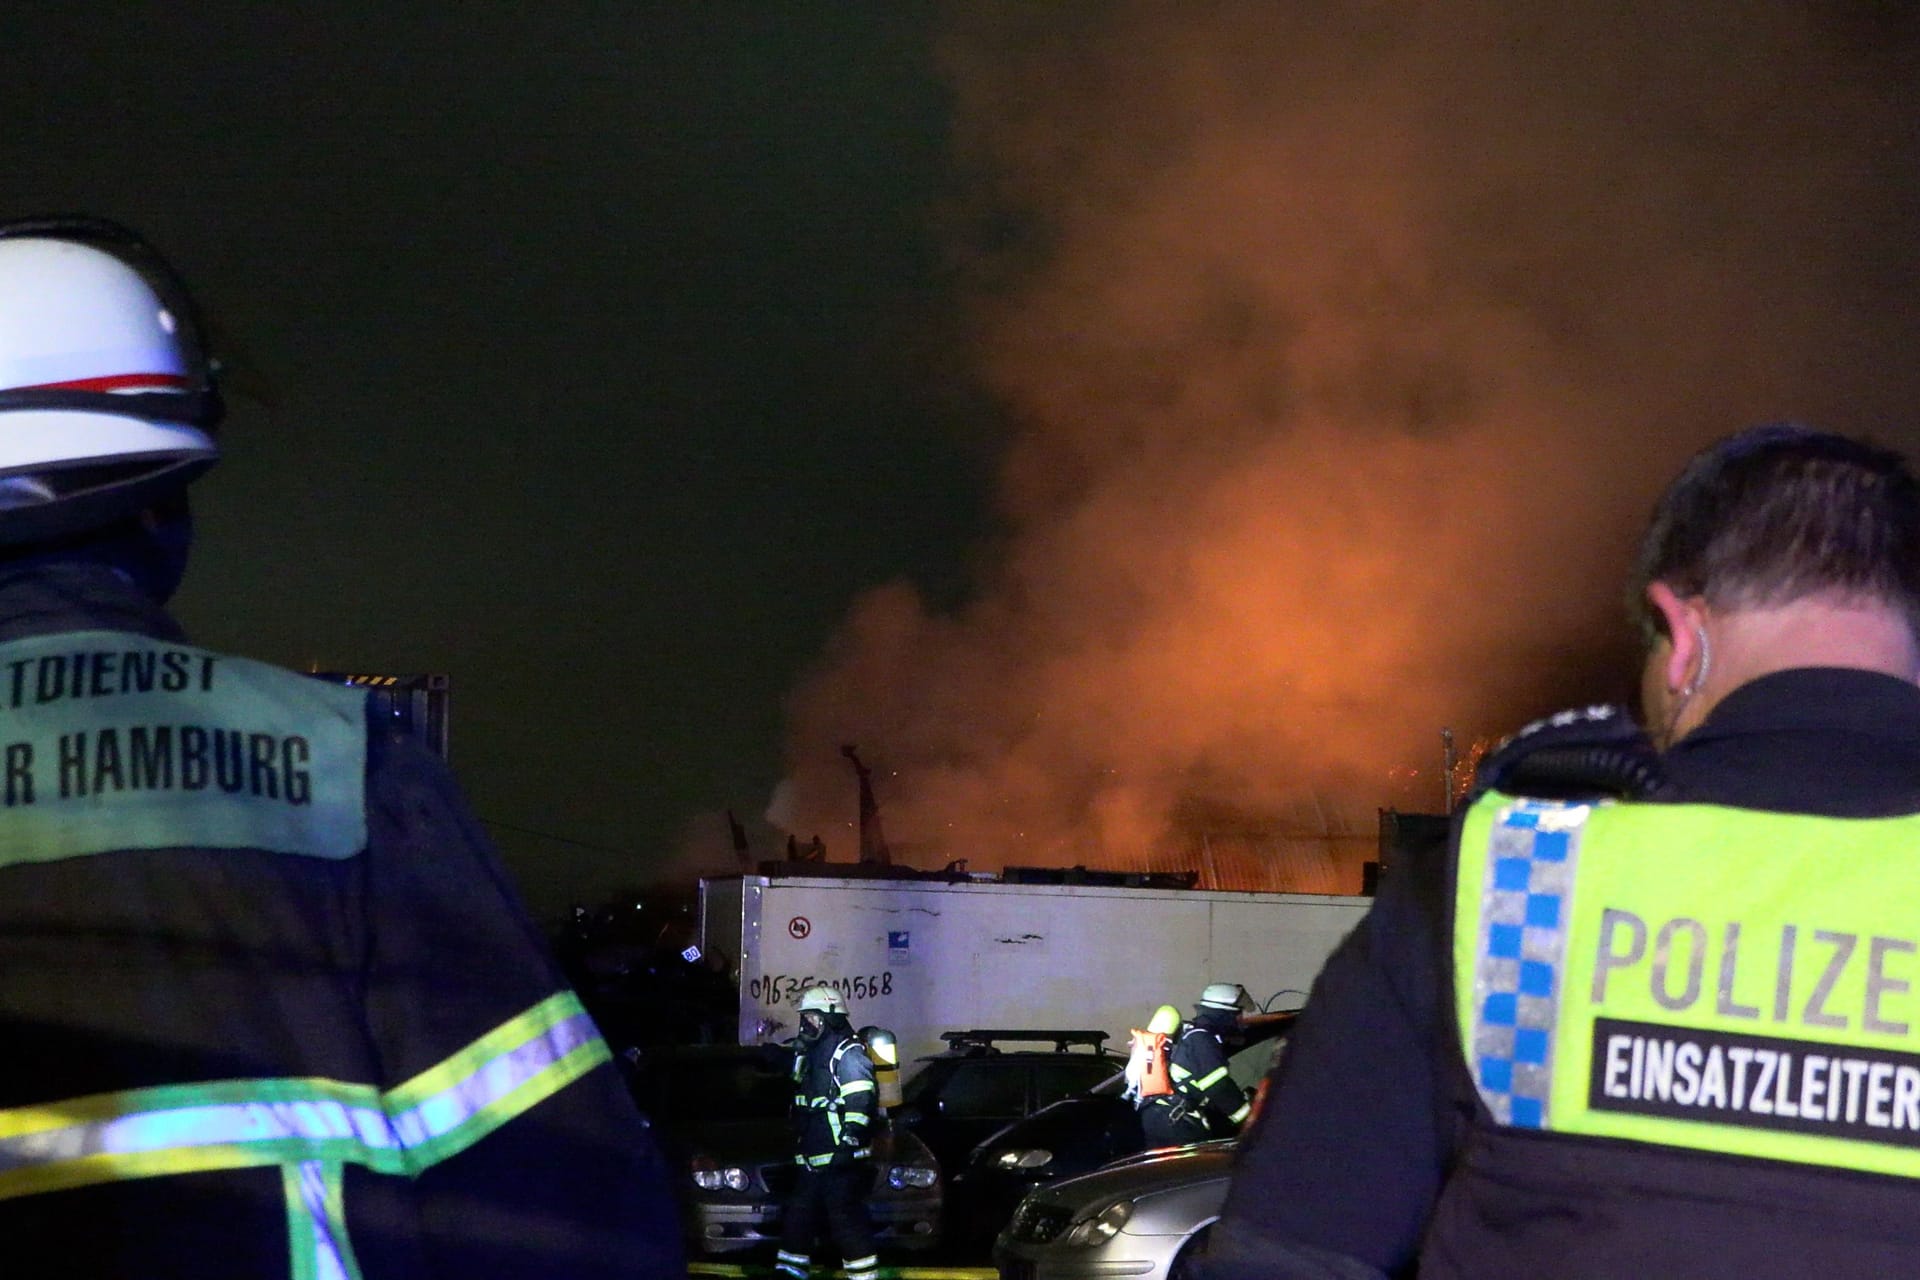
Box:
1593 910 1916 1038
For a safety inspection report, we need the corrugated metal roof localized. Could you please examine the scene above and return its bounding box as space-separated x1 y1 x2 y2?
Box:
1148 829 1376 895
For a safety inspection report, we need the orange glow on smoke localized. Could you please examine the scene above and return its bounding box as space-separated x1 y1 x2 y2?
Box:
738 3 1920 881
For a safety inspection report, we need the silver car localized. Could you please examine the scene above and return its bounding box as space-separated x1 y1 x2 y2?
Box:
994 1141 1235 1280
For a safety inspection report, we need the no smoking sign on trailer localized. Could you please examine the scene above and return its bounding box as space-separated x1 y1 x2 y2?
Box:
788 916 811 939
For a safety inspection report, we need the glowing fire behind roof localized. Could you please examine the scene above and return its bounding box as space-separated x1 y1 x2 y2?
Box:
756 3 1920 884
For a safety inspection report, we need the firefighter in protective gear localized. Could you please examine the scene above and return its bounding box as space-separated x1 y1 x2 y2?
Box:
776 986 880 1280
0 217 682 1278
1169 982 1253 1134
1137 1004 1209 1147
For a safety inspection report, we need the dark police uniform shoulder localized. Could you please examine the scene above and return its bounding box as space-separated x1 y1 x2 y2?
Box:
1471 703 1670 804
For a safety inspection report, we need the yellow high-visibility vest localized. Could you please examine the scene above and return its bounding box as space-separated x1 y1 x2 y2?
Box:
1456 793 1920 1180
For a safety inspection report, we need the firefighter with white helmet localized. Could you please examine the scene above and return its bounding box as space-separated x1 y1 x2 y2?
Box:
1143 982 1253 1148
0 217 681 1277
1176 982 1254 1130
777 985 880 1280
1199 981 1253 1014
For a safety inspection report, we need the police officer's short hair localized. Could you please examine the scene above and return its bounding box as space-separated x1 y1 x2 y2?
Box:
1632 423 1920 642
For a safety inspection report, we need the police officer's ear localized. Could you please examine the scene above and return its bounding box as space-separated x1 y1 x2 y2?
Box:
1644 581 1708 696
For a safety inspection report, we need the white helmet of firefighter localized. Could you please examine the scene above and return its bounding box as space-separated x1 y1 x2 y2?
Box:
796 985 846 1016
1198 982 1251 1012
0 216 223 545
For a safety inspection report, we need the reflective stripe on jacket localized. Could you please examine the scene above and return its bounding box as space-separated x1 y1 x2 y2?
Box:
791 1032 876 1165
1170 1025 1250 1128
0 562 684 1280
0 991 606 1274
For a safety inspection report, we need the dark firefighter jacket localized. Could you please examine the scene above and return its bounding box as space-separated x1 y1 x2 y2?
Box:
790 1023 877 1167
1170 1019 1250 1131
0 560 683 1279
1201 673 1920 1280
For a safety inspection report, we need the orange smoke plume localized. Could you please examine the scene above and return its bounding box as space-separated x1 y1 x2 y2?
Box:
763 1 1920 877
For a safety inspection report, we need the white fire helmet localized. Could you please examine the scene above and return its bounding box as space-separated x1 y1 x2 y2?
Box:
1198 982 1251 1012
797 985 846 1016
0 216 222 545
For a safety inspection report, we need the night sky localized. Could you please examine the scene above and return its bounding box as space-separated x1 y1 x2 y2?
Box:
2 6 989 919
5 5 1918 921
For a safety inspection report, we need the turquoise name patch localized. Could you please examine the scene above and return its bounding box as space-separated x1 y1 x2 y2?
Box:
0 631 368 866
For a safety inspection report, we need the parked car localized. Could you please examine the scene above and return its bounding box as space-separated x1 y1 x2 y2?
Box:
895 1029 1124 1176
628 1043 943 1257
950 1012 1294 1247
994 1141 1234 1280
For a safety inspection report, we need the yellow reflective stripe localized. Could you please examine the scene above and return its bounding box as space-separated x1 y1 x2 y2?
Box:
1169 1064 1192 1082
0 1075 384 1143
839 1079 875 1095
386 993 609 1171
284 1161 363 1280
0 1145 312 1202
0 1084 405 1200
1192 1067 1229 1090
0 990 610 1200
400 1056 604 1167
386 990 587 1113
284 1163 316 1280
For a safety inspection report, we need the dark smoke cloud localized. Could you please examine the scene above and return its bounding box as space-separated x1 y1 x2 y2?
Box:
759 1 1920 875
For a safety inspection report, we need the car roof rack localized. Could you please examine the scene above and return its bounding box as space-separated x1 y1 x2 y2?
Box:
938 1029 1111 1054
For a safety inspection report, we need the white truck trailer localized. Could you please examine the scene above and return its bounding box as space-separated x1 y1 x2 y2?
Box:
698 872 1373 1064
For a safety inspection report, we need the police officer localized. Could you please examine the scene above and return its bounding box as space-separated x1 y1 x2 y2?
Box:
1200 424 1920 1279
0 217 682 1277
1169 983 1253 1135
776 985 880 1280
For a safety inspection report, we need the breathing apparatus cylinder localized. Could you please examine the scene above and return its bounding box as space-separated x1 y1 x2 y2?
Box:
859 1025 902 1109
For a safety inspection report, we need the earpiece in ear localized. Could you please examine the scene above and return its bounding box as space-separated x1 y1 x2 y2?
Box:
1684 627 1712 698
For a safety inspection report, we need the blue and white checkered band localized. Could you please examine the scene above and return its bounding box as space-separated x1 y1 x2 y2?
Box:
1470 799 1593 1128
